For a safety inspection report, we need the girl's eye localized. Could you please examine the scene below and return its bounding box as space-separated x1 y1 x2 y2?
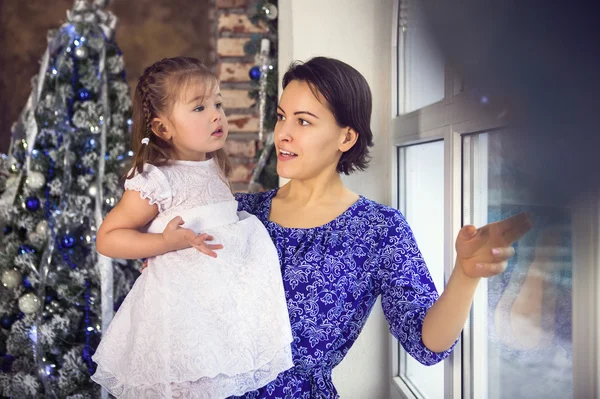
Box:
216 103 223 109
276 113 286 121
298 118 310 126
194 105 205 112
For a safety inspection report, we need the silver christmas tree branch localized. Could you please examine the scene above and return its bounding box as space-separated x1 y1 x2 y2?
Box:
257 38 270 143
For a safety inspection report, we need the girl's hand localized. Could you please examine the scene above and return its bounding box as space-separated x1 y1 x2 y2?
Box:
140 234 222 272
161 216 224 257
188 233 223 258
161 216 199 252
456 212 534 278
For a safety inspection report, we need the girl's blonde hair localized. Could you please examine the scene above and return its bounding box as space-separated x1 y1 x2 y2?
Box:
127 57 231 180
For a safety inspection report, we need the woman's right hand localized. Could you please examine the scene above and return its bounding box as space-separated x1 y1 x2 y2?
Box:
161 216 223 258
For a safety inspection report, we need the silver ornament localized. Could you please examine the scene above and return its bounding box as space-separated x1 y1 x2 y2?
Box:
27 232 44 247
36 220 49 236
262 3 278 20
25 172 46 190
80 228 95 246
88 184 98 197
74 46 89 59
2 269 23 289
18 293 41 314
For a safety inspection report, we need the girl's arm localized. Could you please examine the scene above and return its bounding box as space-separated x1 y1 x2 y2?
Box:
96 190 199 259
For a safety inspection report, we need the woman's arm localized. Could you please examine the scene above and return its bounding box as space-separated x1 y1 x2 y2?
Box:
421 261 479 352
421 214 533 352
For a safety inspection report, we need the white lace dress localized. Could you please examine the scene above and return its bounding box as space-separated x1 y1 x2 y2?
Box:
91 159 294 399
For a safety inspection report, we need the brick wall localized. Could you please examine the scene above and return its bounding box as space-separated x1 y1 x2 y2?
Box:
213 0 266 192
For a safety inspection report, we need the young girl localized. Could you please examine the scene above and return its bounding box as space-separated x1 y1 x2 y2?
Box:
90 57 294 398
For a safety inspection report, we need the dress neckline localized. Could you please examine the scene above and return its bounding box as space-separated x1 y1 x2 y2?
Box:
168 158 214 166
263 188 365 231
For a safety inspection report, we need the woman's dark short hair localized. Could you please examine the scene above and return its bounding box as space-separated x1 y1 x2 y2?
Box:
282 57 374 175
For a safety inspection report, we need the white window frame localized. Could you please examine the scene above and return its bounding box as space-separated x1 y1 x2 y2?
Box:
394 140 445 399
572 190 600 398
461 132 490 399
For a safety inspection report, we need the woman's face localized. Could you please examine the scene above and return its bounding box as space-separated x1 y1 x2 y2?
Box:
274 80 350 180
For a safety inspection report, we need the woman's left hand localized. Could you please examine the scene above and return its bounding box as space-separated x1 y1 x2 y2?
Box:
456 212 533 278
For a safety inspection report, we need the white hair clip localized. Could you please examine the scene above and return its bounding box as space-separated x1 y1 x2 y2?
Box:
141 138 150 145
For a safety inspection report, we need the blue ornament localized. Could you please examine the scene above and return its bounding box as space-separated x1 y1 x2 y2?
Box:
0 315 16 330
249 66 261 81
78 88 91 101
2 226 12 235
23 275 33 289
62 234 76 249
25 196 41 212
19 245 35 255
44 362 57 377
84 138 97 152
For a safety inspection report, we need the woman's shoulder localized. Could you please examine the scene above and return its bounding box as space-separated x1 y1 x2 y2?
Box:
234 189 275 215
356 197 406 223
353 197 412 236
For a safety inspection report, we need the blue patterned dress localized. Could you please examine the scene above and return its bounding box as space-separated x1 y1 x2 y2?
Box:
231 190 454 399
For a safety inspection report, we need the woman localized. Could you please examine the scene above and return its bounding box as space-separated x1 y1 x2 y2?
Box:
144 56 532 398
228 57 531 398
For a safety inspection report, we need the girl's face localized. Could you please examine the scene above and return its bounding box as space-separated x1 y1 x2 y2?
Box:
155 81 228 161
275 80 352 180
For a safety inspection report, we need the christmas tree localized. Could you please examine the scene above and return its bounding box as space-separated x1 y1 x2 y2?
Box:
0 1 138 397
246 0 279 192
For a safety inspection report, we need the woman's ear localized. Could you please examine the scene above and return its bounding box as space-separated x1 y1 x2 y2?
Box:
339 127 359 153
151 117 171 140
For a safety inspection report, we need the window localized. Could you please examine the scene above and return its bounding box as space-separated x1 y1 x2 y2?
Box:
396 0 444 115
462 132 573 398
391 1 598 398
396 141 445 399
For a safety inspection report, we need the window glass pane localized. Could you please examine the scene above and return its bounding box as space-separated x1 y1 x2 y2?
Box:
397 0 445 115
463 132 573 399
397 141 444 398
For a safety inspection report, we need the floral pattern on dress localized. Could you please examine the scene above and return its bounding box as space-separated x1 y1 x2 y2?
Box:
230 190 455 399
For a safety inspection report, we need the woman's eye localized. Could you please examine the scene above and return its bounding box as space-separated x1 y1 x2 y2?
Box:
276 113 286 121
298 118 310 126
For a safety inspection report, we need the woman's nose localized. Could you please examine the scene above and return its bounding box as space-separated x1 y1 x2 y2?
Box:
275 121 291 142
